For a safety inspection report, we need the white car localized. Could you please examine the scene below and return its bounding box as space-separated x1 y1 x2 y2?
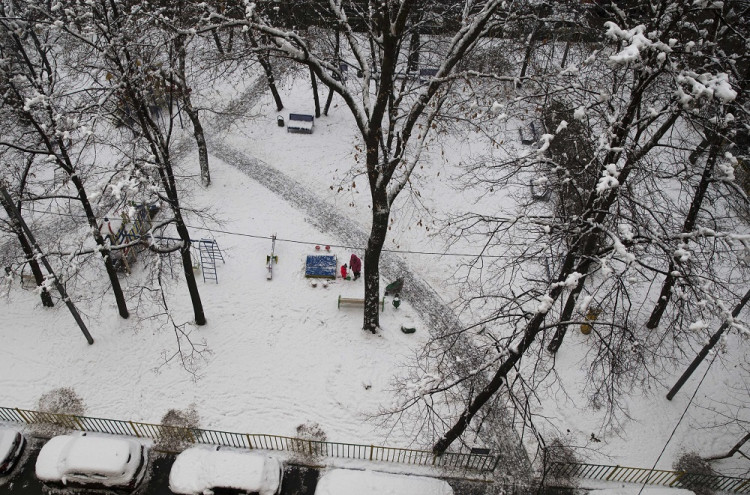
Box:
169 446 282 495
314 468 454 495
35 433 147 490
0 427 26 475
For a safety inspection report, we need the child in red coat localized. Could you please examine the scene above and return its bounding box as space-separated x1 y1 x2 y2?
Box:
340 263 348 279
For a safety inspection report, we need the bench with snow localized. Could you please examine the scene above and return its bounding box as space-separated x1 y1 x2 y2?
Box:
338 295 385 311
287 113 314 134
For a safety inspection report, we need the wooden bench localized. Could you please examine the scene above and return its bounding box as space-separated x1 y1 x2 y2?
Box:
287 113 314 134
338 295 385 311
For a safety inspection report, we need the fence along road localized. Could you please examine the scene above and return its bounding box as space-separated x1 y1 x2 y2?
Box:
3 405 750 493
0 406 498 472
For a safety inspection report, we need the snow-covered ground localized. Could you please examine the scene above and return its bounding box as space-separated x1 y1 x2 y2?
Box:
1 70 747 482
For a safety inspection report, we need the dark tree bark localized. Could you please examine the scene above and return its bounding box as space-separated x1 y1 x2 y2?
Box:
0 185 93 344
1 197 54 307
3 18 129 318
518 21 541 85
667 286 750 400
310 66 321 118
434 78 680 453
211 28 224 55
175 35 210 186
407 30 420 72
246 32 284 111
91 0 206 326
70 173 130 319
363 143 390 331
647 138 720 329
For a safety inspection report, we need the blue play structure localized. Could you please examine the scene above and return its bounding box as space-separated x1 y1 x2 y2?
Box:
305 255 337 279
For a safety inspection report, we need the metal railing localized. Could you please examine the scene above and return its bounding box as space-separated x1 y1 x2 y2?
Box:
0 406 498 472
548 462 750 493
4 405 748 489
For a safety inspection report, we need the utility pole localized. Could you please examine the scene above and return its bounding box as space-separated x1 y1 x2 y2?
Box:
0 184 94 345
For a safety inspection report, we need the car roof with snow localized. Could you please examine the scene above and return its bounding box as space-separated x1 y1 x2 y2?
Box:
36 434 142 482
169 446 282 495
65 435 135 475
0 427 22 461
314 468 454 495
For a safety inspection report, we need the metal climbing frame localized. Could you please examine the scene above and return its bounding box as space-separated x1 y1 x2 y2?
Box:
198 238 225 284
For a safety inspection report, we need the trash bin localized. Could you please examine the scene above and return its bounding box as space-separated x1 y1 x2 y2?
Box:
277 115 284 127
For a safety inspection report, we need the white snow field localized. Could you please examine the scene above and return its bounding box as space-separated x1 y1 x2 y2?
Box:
1 69 748 482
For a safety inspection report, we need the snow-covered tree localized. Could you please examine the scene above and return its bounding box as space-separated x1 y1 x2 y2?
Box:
385 0 748 455
201 0 537 332
0 1 130 318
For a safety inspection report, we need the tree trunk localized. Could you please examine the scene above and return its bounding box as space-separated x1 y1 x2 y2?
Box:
547 285 580 353
548 257 597 353
363 201 389 332
647 139 719 329
176 35 210 186
70 175 130 319
667 286 750 400
560 39 571 68
518 22 541 86
175 217 207 326
246 32 284 111
157 147 206 326
183 99 210 186
0 185 93 344
212 28 224 55
310 67 321 118
363 141 389 332
0 198 54 307
408 31 420 72
324 89 335 116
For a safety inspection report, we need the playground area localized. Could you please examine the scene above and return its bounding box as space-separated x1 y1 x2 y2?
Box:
1 70 747 477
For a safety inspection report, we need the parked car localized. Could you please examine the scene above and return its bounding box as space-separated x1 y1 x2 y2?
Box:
35 433 147 491
314 468 454 495
0 427 26 475
169 445 282 495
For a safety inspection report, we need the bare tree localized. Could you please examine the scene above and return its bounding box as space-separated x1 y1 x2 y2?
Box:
379 0 749 454
45 0 208 325
204 0 530 331
0 2 130 318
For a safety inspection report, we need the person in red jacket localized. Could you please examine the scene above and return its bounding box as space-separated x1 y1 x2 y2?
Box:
340 263 348 279
349 254 362 281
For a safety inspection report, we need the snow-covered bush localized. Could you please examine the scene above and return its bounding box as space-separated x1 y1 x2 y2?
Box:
157 406 200 452
292 421 328 463
544 439 580 486
33 387 86 437
673 452 716 495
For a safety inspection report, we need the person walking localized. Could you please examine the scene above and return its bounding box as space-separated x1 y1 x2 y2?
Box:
349 254 362 281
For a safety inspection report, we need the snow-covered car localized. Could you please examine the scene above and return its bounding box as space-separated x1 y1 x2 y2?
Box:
35 433 147 490
314 468 454 495
169 445 283 495
0 427 26 475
